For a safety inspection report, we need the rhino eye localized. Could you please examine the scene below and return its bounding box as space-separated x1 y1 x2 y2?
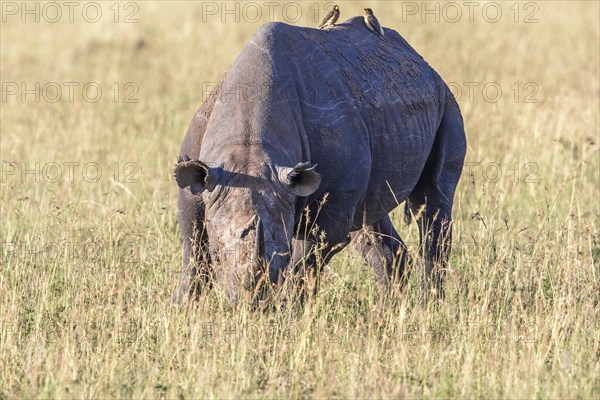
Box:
238 215 258 239
239 226 252 240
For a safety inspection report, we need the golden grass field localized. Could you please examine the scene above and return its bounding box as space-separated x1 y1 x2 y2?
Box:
1 1 599 398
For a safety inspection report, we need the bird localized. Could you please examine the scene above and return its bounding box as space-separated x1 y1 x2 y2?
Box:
319 4 340 29
363 8 385 39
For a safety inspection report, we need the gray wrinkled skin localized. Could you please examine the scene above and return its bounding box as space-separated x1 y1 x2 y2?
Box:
172 17 467 304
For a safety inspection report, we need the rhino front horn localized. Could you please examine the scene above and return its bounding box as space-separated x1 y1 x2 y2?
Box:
243 215 266 291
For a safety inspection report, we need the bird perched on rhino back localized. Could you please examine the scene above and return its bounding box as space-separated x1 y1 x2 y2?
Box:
319 4 340 29
363 8 385 39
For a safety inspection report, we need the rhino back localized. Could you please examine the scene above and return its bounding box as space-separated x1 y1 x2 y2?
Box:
201 18 450 216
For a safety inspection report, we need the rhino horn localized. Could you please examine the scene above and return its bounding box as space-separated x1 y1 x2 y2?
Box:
243 215 266 291
255 216 265 268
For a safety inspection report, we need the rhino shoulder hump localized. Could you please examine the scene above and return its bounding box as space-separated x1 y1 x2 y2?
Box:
251 22 298 48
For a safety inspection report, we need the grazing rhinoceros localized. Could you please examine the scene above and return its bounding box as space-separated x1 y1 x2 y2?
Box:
172 17 466 303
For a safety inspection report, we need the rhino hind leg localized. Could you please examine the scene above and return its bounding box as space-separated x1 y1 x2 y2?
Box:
172 188 212 304
352 215 411 289
406 194 451 296
407 102 466 297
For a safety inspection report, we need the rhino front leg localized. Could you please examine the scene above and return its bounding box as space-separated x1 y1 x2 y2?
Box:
284 238 318 301
289 235 351 277
351 214 411 289
286 195 355 298
172 188 211 304
285 234 350 302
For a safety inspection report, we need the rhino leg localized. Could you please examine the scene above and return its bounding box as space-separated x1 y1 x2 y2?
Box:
288 195 355 296
309 194 356 265
172 188 211 304
406 195 451 296
351 215 411 288
290 235 351 273
406 102 466 296
289 238 316 273
287 238 318 298
286 234 351 302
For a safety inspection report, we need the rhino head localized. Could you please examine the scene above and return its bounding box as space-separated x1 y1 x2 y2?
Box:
174 155 320 301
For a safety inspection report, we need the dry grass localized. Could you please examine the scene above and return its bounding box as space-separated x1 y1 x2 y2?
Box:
1 1 599 398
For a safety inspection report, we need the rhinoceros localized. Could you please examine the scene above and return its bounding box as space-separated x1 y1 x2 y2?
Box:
172 17 466 303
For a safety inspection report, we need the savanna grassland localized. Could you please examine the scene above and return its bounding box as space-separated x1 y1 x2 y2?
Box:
1 1 599 398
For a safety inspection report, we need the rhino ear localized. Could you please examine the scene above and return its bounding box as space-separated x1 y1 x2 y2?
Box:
174 158 212 194
278 162 321 197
